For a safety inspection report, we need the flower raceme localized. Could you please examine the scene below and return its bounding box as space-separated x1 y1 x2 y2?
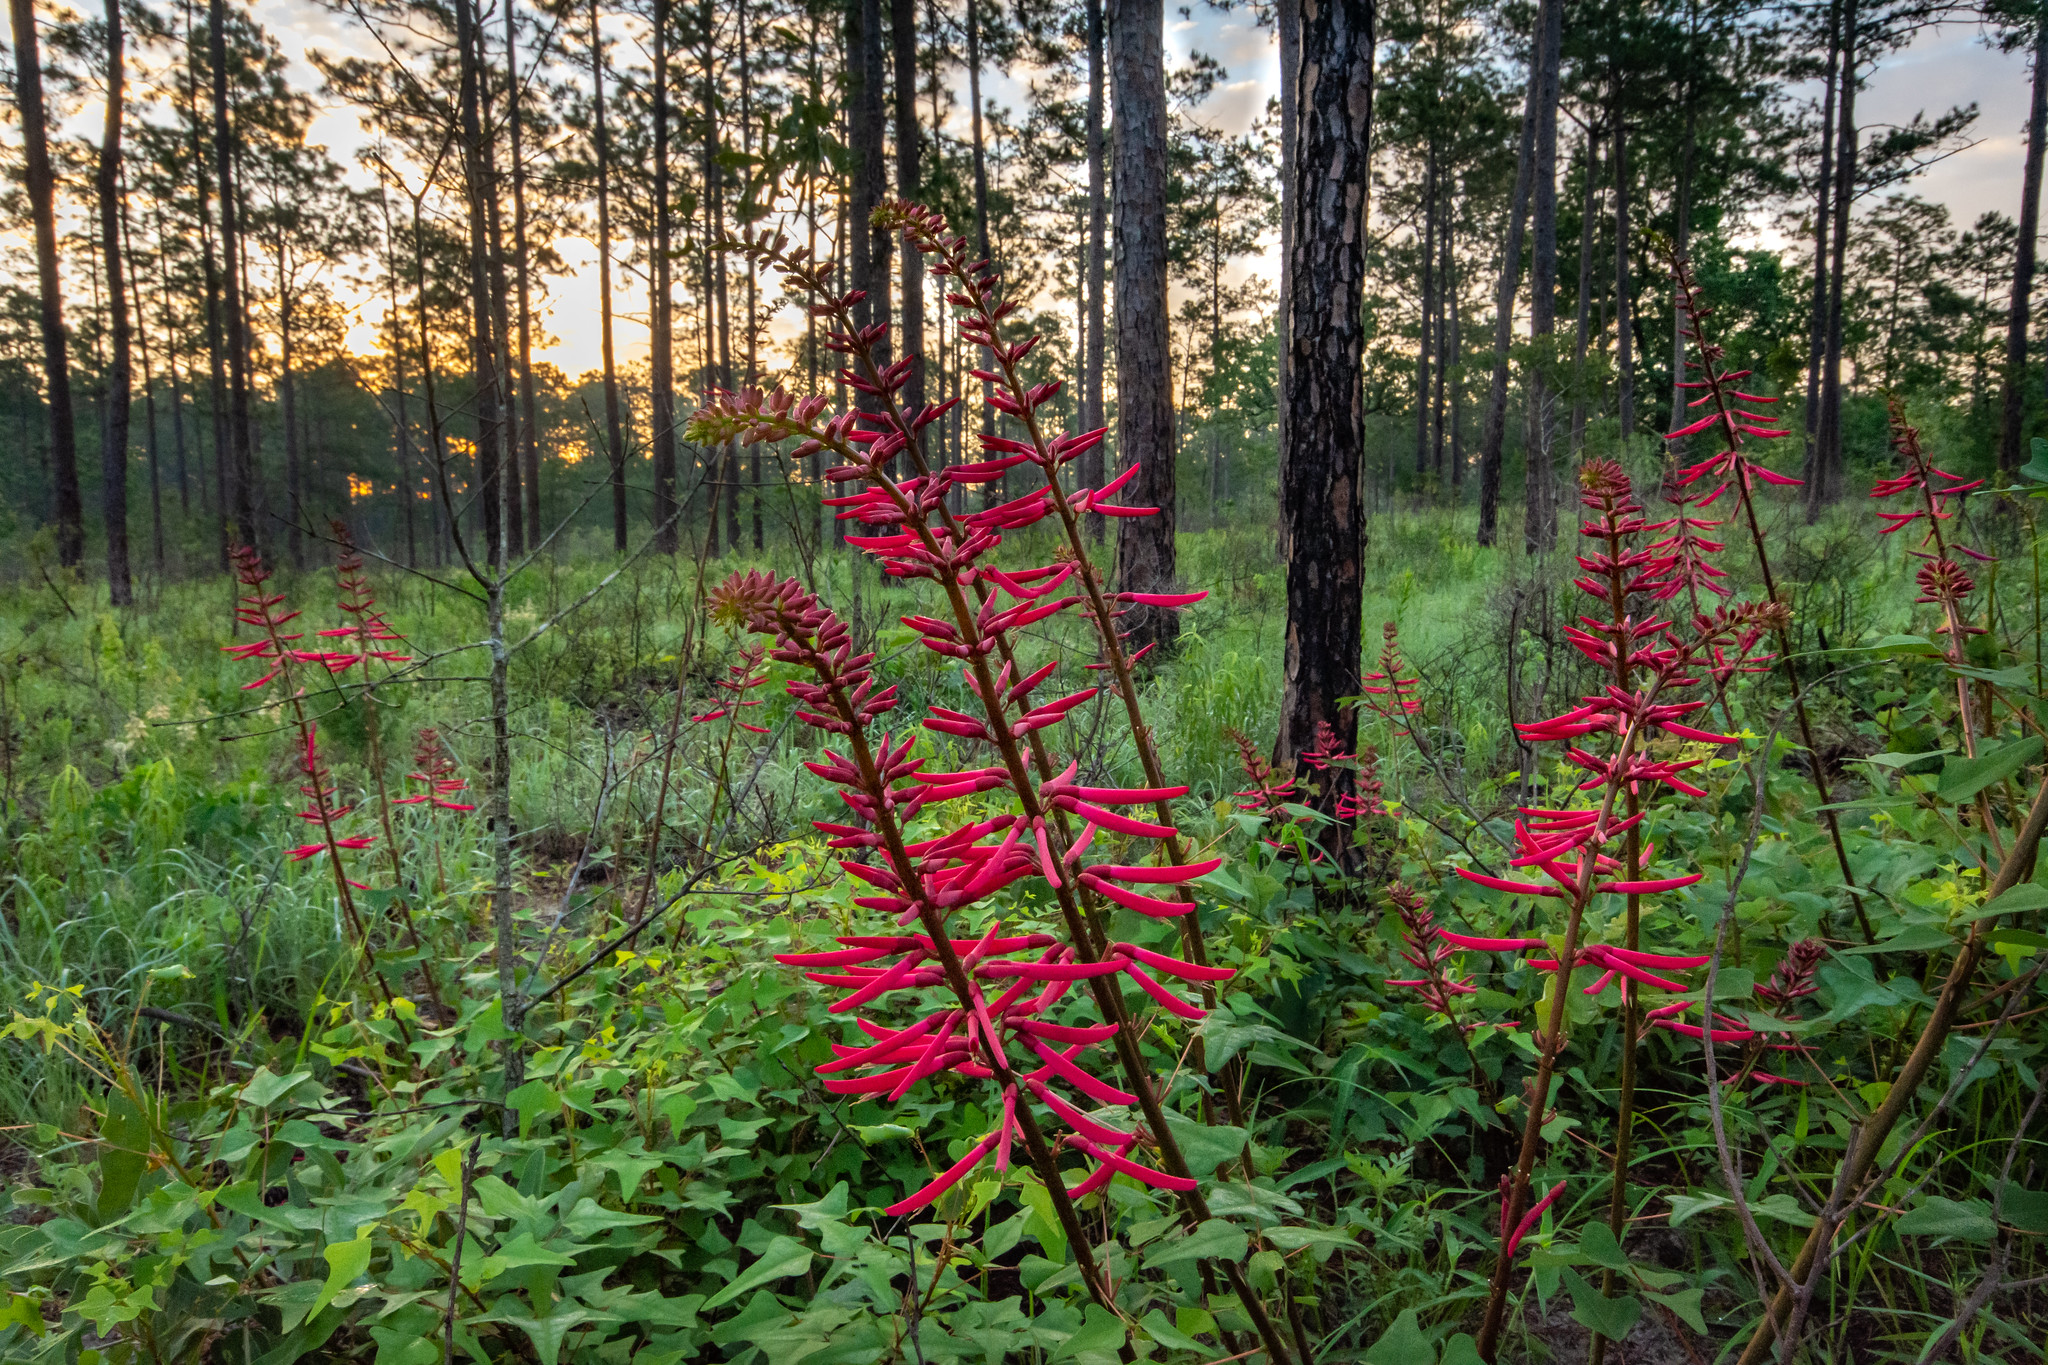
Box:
717 571 1228 1216
399 728 474 813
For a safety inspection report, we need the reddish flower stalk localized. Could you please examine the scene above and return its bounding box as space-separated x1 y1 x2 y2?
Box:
1384 883 1476 1018
1880 400 1994 762
1665 246 1875 945
222 546 399 1014
308 526 446 1015
698 221 1297 1362
1361 624 1423 735
717 571 1146 1314
399 729 475 811
1462 462 1784 1362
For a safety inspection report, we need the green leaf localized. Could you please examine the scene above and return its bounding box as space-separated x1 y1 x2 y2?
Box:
1362 1308 1435 1365
0 1290 46 1338
312 1234 374 1317
2000 1184 2048 1234
1142 1218 1248 1270
1645 1286 1707 1333
1563 1268 1642 1341
505 1080 557 1134
1895 1196 1996 1243
96 1092 150 1225
1969 884 2048 921
1263 1225 1359 1261
1577 1222 1633 1271
1049 1304 1127 1362
701 1235 812 1310
774 1182 852 1230
1939 737 2043 804
469 1231 580 1287
488 1304 593 1365
1845 925 1957 955
1161 1109 1249 1180
1140 1309 1209 1353
1019 1179 1067 1261
1439 1334 1484 1365
560 1198 660 1238
238 1067 314 1110
1860 634 1942 657
2019 437 2048 486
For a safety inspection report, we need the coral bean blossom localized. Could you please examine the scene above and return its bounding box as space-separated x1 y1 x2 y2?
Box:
698 212 1303 1364
1450 458 1788 1362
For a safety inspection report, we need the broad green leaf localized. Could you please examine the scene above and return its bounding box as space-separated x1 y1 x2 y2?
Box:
1439 1334 1484 1365
1845 925 1957 956
1140 1309 1209 1353
1563 1268 1642 1341
0 1290 46 1338
238 1067 314 1110
1645 1286 1707 1333
1860 634 1941 657
488 1304 593 1365
1968 884 2048 921
1577 1222 1633 1271
1362 1307 1435 1365
774 1182 852 1230
96 1092 150 1225
1263 1224 1359 1261
312 1235 374 1317
468 1231 580 1287
1161 1110 1249 1179
1895 1196 1995 1243
1019 1179 1067 1261
1142 1218 1248 1270
505 1080 558 1134
560 1198 660 1238
2001 1184 2048 1234
701 1235 812 1310
1938 737 2043 805
2020 437 2048 486
1049 1304 1127 1362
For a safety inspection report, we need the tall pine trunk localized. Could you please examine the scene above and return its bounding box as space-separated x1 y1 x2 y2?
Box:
1811 0 1857 517
1802 0 1840 480
1474 0 1545 546
650 0 678 553
97 0 132 602
210 0 258 548
506 0 541 540
2000 12 2048 476
281 268 299 567
966 0 994 496
1110 0 1176 652
1275 0 1298 514
890 0 921 414
479 17 523 556
12 0 84 567
1568 125 1600 455
1524 0 1561 551
1610 78 1634 439
1083 0 1107 542
121 181 162 574
592 0 626 551
453 0 505 566
1277 0 1373 765
1415 150 1436 476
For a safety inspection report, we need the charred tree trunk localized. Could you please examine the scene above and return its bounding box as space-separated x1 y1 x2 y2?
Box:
1277 0 1373 766
479 17 524 557
1524 0 1561 552
2000 12 2048 476
890 0 921 414
12 0 84 567
1083 0 1107 542
1110 0 1177 652
210 0 258 548
650 0 678 553
1415 149 1436 477
1276 0 1299 512
454 0 506 565
1812 0 1857 517
1610 84 1634 439
1803 0 1840 481
592 0 626 551
97 0 133 602
506 0 541 540
1475 0 1544 547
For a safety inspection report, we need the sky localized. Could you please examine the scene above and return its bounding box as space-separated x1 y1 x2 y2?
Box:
236 0 2037 374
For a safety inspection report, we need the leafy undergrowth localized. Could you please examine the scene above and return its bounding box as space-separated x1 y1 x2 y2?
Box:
3 237 2048 1365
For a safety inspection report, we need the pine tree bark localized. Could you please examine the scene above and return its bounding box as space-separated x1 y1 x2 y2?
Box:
97 0 133 603
2000 12 2048 476
592 0 626 551
210 0 258 549
1802 0 1841 481
1110 0 1176 652
1083 0 1107 542
1811 0 1857 517
506 0 541 539
851 0 888 359
121 181 161 574
1275 0 1299 509
280 266 300 567
1415 150 1436 476
890 0 921 414
650 0 678 553
478 16 523 556
1474 0 1544 547
181 0 229 560
1567 127 1600 454
453 0 506 565
1277 0 1373 766
12 0 84 567
965 0 995 495
1610 79 1635 439
1524 0 1561 552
